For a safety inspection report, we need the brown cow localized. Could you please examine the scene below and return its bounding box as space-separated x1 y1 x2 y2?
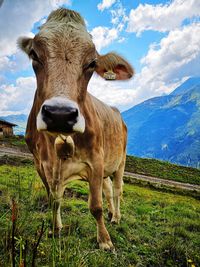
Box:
18 8 134 250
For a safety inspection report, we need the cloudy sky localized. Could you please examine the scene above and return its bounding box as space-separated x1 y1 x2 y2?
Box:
0 0 200 116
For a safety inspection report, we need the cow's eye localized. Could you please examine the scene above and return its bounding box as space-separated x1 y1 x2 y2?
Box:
85 59 97 70
88 60 97 69
29 49 40 62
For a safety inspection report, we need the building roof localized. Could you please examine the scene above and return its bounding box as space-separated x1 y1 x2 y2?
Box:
0 119 17 127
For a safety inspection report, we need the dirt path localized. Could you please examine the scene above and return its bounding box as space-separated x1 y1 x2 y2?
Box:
0 146 33 159
0 146 200 193
124 171 200 192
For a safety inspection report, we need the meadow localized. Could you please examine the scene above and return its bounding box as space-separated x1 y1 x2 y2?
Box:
125 155 200 185
0 159 200 267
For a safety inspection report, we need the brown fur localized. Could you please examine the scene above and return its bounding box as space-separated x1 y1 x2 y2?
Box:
44 8 86 27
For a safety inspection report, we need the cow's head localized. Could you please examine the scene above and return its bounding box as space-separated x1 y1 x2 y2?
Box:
18 8 133 135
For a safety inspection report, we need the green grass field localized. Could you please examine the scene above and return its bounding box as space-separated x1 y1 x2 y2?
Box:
0 162 200 267
126 155 200 185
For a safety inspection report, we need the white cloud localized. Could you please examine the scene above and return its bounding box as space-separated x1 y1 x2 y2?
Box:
141 23 200 81
0 56 13 72
118 37 125 43
110 2 128 33
0 0 71 83
0 1 50 57
97 0 116 11
88 74 137 111
127 22 200 106
0 52 32 75
50 0 72 8
91 2 128 51
88 21 200 111
127 0 200 35
110 2 127 26
0 1 51 98
0 77 36 116
90 26 118 51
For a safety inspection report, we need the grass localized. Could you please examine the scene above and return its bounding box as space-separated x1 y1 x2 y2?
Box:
126 155 200 185
0 135 28 151
0 163 200 266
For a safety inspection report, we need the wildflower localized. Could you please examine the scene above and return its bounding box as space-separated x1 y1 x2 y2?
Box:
40 251 45 256
187 259 196 267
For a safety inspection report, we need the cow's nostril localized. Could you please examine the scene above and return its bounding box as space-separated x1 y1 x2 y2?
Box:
42 105 53 118
68 108 78 120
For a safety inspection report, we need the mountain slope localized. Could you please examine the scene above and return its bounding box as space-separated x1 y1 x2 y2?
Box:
171 77 200 96
122 77 200 167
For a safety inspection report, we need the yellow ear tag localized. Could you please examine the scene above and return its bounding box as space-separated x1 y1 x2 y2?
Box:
103 70 116 80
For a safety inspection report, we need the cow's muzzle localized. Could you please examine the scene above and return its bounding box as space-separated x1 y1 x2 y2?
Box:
36 97 85 134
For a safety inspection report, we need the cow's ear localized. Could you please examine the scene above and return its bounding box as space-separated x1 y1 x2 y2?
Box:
17 37 33 55
95 53 134 80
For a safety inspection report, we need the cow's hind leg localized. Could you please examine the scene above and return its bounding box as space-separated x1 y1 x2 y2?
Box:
89 176 114 250
103 177 114 220
111 161 125 224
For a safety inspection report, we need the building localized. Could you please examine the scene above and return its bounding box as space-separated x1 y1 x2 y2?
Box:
0 119 17 137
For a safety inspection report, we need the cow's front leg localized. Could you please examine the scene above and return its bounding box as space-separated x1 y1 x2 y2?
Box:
42 161 63 234
89 177 114 250
52 198 63 232
51 158 65 234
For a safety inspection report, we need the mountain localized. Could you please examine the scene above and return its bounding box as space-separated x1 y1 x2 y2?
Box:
0 114 28 135
171 77 200 96
122 77 200 168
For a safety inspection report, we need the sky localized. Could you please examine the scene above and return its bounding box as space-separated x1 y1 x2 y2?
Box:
0 0 200 116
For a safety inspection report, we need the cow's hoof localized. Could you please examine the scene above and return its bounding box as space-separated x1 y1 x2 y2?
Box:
48 227 62 238
111 215 121 224
99 240 114 251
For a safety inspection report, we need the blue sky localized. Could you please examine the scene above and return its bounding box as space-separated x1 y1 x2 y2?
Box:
0 0 200 115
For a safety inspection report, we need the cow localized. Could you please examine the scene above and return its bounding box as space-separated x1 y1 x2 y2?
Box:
18 8 134 250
